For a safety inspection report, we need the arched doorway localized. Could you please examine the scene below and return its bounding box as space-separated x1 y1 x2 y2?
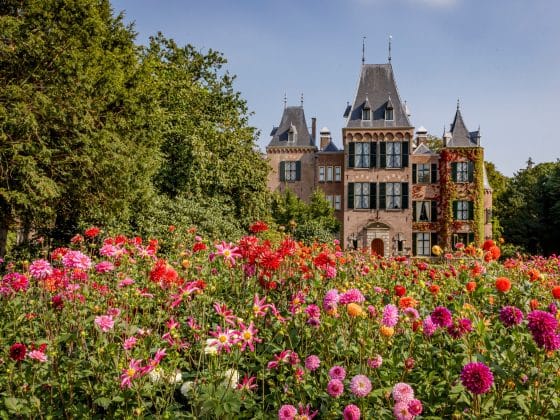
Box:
371 238 384 256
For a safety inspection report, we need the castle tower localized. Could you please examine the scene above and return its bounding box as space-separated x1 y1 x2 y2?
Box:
342 63 414 256
266 105 317 202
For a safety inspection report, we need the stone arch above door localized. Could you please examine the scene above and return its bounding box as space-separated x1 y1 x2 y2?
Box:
365 221 391 257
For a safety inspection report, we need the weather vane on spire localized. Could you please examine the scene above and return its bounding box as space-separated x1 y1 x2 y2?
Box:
388 35 392 63
283 92 287 109
300 93 304 107
457 98 460 110
362 36 366 65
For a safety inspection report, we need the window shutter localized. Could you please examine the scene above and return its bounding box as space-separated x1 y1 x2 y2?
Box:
295 161 301 181
379 142 386 168
401 182 409 209
431 164 438 184
431 233 438 249
347 183 354 209
468 201 474 220
412 233 417 256
279 161 286 181
412 164 417 184
379 183 386 209
468 161 474 183
431 200 438 222
348 143 355 168
412 201 417 221
402 141 409 167
370 142 377 168
369 183 377 209
451 162 458 182
452 200 458 220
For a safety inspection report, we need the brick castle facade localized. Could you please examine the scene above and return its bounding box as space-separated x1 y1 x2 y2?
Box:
266 61 492 257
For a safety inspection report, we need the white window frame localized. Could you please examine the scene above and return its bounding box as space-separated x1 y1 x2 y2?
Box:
285 161 297 182
386 142 401 168
456 200 469 220
334 166 342 182
415 201 431 222
334 195 341 210
416 233 431 256
318 166 325 182
456 162 469 183
385 108 394 121
417 163 430 183
355 142 370 168
354 182 370 209
386 182 402 209
326 166 333 182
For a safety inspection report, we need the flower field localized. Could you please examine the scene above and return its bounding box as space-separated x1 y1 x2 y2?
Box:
1 225 560 419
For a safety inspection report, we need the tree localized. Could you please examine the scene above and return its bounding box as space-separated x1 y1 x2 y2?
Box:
148 35 270 230
499 161 560 255
484 161 510 238
0 0 162 256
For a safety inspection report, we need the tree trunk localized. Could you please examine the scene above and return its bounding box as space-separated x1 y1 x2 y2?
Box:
0 216 8 259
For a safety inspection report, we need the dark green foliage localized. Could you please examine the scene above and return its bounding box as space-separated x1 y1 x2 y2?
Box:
271 189 340 244
498 161 560 256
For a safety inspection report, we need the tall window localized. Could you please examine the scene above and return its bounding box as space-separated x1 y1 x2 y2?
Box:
386 182 401 209
334 195 341 210
455 200 469 220
415 201 431 222
362 109 370 120
326 195 334 207
417 164 430 183
355 143 370 168
284 162 297 181
354 183 370 209
318 166 325 182
416 233 431 256
456 162 469 182
334 166 342 182
385 108 394 121
386 142 401 168
326 166 333 182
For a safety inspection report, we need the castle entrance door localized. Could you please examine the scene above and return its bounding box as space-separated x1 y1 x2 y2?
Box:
371 238 384 256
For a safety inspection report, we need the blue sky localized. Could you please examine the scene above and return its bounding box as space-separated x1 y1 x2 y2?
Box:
112 0 560 176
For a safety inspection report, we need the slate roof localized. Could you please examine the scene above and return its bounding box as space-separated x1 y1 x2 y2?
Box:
266 106 315 149
320 141 340 152
446 107 480 147
345 64 412 129
412 143 436 155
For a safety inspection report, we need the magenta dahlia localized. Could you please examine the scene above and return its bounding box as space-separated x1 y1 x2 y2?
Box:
460 362 494 394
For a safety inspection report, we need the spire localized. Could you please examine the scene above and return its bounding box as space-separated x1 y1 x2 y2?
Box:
457 98 460 110
300 93 304 107
388 35 392 63
283 93 287 109
362 36 366 65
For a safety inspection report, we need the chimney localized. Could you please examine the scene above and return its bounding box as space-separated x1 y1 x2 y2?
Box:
320 127 331 150
311 117 317 145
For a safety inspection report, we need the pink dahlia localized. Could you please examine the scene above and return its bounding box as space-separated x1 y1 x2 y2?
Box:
382 304 399 327
367 354 383 369
329 365 346 380
430 306 452 328
422 316 437 337
327 378 344 397
28 350 48 363
407 399 423 416
278 404 297 420
305 355 321 371
29 259 53 280
62 250 92 270
392 382 414 403
94 315 115 332
350 374 372 398
460 362 494 394
95 261 114 273
323 289 339 312
447 318 473 339
343 404 361 420
393 401 414 420
499 306 524 327
339 288 365 304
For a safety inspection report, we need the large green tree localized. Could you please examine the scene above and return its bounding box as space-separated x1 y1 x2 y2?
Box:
499 161 560 255
148 35 270 230
0 0 162 255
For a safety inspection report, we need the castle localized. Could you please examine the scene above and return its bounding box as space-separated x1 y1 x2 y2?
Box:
266 60 492 257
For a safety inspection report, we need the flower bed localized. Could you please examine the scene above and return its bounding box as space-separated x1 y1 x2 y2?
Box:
1 228 559 418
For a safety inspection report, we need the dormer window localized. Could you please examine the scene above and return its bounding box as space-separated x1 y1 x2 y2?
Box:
362 108 370 120
385 108 394 121
287 124 297 143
